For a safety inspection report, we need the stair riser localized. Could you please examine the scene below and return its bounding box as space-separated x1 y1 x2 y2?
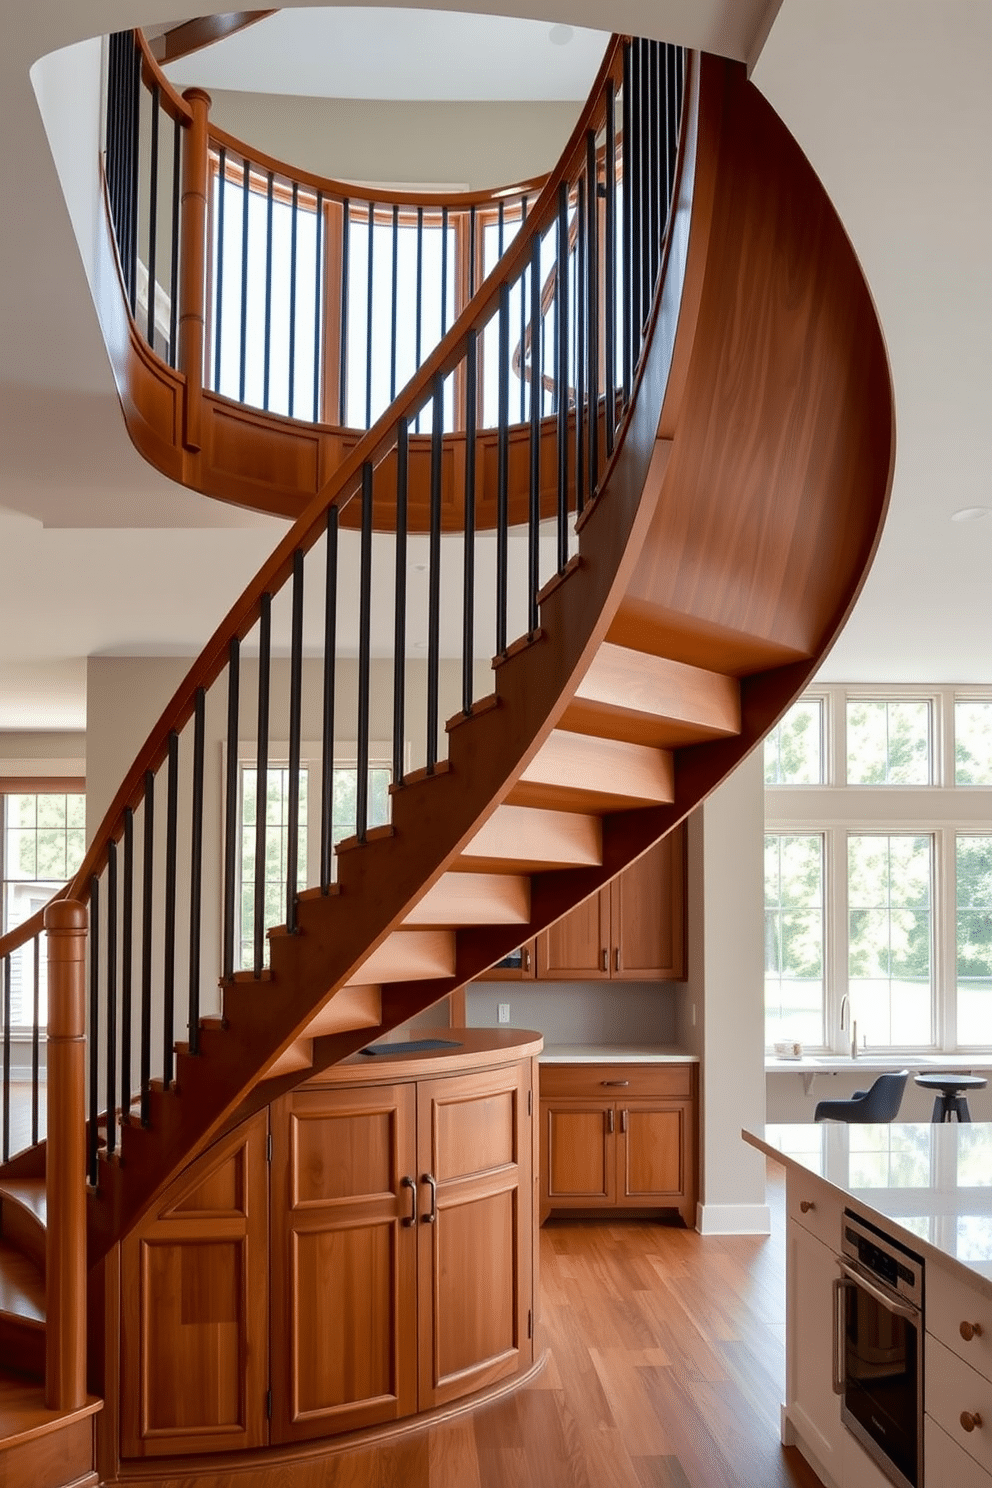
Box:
0 1202 45 1275
0 1315 45 1383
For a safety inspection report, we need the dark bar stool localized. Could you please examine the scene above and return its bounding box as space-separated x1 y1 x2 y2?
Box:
914 1072 988 1122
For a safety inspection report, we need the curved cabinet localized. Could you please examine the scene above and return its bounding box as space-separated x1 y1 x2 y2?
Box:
116 1035 538 1461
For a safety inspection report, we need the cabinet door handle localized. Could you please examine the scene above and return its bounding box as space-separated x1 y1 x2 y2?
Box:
800 1200 815 1214
602 948 608 972
614 947 620 973
401 1175 417 1227
523 947 530 971
602 1079 629 1086
606 1109 615 1134
832 1275 852 1395
421 1172 437 1223
961 1321 984 1341
961 1411 983 1434
620 1109 628 1134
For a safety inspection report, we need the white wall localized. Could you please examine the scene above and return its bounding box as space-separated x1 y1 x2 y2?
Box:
466 979 678 1044
688 751 770 1234
205 90 585 192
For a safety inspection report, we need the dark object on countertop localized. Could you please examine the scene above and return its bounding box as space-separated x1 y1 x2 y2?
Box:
814 1070 908 1123
360 1038 462 1056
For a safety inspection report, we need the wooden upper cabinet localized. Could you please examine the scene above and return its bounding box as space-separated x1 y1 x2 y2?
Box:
119 1111 270 1459
482 940 538 980
536 826 687 981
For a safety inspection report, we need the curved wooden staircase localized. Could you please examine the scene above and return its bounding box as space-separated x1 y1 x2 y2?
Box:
0 34 892 1487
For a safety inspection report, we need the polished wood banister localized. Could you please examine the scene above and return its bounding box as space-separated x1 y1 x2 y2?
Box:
149 11 278 66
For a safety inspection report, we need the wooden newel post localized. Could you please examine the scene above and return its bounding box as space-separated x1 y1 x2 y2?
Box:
179 87 212 453
44 898 88 1412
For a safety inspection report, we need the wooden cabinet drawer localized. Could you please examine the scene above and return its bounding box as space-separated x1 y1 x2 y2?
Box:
787 1176 843 1251
540 1062 694 1101
927 1334 992 1476
928 1260 992 1382
926 1414 992 1487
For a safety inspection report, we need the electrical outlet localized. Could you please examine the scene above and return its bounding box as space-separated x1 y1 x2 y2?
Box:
497 1003 511 1024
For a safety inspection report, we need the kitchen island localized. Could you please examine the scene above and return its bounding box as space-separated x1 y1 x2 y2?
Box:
745 1122 992 1488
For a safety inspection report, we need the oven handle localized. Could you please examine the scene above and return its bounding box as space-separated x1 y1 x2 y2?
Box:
832 1274 852 1395
838 1259 921 1323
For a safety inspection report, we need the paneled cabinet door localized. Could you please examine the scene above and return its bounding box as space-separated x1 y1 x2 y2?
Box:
120 1111 270 1458
786 1219 845 1485
612 830 686 979
269 1082 418 1442
541 1101 616 1213
416 1064 533 1409
537 888 611 980
618 1100 695 1225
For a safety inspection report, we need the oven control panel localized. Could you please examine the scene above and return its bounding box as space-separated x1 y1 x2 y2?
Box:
842 1209 924 1309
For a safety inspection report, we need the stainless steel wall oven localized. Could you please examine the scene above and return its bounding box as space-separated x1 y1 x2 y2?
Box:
834 1210 924 1488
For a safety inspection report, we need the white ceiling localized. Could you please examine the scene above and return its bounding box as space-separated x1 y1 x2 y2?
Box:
163 8 610 101
1 0 990 734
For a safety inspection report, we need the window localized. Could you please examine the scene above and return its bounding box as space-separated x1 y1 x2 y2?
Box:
1 791 86 1026
764 699 824 785
846 698 932 784
235 751 390 971
765 687 992 1052
764 833 824 1047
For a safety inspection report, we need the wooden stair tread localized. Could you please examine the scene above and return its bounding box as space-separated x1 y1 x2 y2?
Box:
562 644 741 748
0 1180 46 1228
458 805 602 874
508 731 675 813
402 872 531 927
0 1372 101 1448
0 1241 44 1325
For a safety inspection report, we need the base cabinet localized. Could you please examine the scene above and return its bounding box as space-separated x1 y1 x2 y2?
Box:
118 1042 536 1459
539 1063 696 1225
786 1218 844 1487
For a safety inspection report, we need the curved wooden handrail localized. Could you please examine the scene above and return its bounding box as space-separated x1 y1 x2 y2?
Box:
150 12 277 67
0 34 630 964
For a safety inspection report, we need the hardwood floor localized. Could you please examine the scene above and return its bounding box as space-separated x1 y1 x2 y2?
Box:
113 1164 822 1488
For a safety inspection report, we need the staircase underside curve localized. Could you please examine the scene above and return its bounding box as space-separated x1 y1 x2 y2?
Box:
3 53 894 1267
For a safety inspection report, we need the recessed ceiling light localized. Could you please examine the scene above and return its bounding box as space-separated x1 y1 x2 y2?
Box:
549 23 574 45
951 507 991 522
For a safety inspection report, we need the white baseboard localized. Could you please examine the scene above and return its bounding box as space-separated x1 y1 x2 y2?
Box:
695 1202 771 1235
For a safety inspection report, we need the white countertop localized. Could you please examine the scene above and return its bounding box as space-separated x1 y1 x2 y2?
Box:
767 1054 992 1074
745 1122 992 1295
540 1043 698 1063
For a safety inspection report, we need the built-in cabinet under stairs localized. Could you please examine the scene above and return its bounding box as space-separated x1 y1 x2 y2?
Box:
0 31 893 1485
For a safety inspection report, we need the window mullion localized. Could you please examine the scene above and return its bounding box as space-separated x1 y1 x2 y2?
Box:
940 826 956 1050
831 826 848 1054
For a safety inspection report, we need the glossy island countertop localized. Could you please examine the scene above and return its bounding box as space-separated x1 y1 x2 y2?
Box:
540 1043 699 1063
745 1122 992 1292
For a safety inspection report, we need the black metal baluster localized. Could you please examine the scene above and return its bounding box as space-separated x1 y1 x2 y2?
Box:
222 640 240 979
441 206 449 338
585 130 600 501
169 114 181 367
498 201 505 256
188 689 205 1054
393 420 409 785
146 86 160 349
574 174 587 513
320 507 338 892
263 171 274 410
88 876 100 1184
365 203 374 428
496 284 510 655
106 840 118 1157
253 595 271 977
462 333 477 714
313 190 324 422
121 807 134 1124
140 772 154 1126
528 234 541 633
127 35 139 313
556 182 570 572
414 206 423 431
214 147 227 392
390 204 399 402
339 199 350 424
639 40 652 326
648 42 660 291
238 156 250 402
286 552 304 934
427 375 443 772
1 957 9 1162
356 465 373 839
163 730 179 1086
30 937 40 1147
519 239 527 424
288 180 299 417
622 43 633 402
604 79 617 454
